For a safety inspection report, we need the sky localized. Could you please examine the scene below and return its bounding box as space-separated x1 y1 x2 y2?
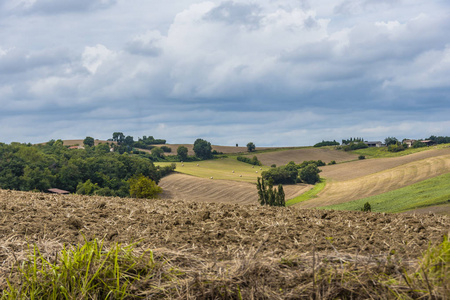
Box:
1 0 449 146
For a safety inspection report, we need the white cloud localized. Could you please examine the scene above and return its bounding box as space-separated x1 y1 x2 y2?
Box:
1 0 449 145
82 44 114 74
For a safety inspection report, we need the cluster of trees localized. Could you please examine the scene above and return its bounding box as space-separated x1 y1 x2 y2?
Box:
314 140 340 147
110 132 166 150
257 177 285 207
237 155 261 166
427 135 450 144
0 141 174 198
341 142 368 151
261 160 322 185
342 138 364 145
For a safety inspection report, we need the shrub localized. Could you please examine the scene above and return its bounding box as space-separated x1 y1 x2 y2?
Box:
128 174 162 199
314 140 340 147
328 160 336 165
343 142 368 151
237 155 261 166
271 164 276 168
160 146 172 153
387 143 406 152
358 155 365 160
412 141 427 148
361 202 371 212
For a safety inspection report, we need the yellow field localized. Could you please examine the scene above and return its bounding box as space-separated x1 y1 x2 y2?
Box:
157 158 270 183
297 153 450 209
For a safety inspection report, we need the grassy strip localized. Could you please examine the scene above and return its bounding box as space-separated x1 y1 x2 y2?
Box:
3 236 449 299
286 179 326 206
320 173 450 213
350 143 450 158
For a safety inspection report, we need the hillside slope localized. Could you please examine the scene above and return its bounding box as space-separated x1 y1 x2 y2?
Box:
320 147 450 181
297 153 450 208
159 173 312 204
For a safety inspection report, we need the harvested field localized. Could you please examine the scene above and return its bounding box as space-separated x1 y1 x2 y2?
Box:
159 173 312 204
0 189 448 299
320 147 450 181
256 147 358 166
298 154 450 209
151 144 277 156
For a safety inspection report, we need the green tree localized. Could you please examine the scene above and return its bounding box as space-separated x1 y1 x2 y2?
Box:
384 137 399 146
177 146 188 161
247 142 256 152
76 179 99 195
256 177 285 207
128 174 162 199
83 137 95 147
193 138 212 160
123 136 134 146
151 147 164 159
299 164 321 184
112 132 125 144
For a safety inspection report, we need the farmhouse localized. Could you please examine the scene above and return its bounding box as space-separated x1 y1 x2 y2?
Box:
364 141 385 147
403 139 416 148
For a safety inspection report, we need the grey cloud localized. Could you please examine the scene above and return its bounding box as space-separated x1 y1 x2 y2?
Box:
15 0 116 14
334 0 400 15
204 1 262 28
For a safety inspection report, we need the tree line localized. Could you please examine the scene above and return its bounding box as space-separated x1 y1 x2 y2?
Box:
0 140 174 197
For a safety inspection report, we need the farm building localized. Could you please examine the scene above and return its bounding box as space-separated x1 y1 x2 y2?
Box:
403 139 416 148
420 140 435 146
364 141 385 147
47 188 70 194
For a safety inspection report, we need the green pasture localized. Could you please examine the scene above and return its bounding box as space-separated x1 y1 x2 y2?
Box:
350 143 450 158
320 173 450 213
156 158 271 183
286 179 326 206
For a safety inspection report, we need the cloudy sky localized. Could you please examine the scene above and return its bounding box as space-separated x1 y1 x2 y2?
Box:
1 0 449 146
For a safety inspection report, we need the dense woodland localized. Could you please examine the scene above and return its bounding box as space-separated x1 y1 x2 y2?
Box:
0 140 175 197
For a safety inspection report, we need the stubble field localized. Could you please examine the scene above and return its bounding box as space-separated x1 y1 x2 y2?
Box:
0 189 448 298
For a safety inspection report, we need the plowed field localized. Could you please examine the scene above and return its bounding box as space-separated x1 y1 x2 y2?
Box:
256 148 358 166
159 173 312 204
320 147 450 181
0 189 448 298
298 153 450 208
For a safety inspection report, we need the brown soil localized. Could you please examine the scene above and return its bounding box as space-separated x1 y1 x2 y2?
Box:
320 147 450 181
62 139 114 146
404 203 450 215
150 144 278 156
159 173 312 204
257 148 359 167
298 153 450 209
1 189 448 298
